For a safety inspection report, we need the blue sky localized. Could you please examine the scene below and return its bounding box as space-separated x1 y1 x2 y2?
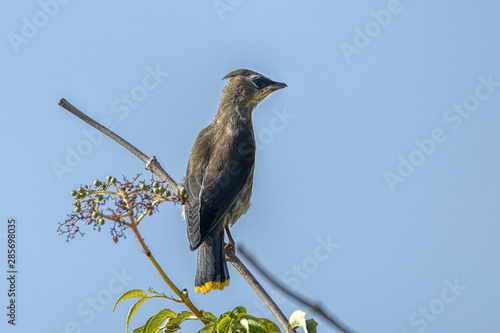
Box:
1 1 500 332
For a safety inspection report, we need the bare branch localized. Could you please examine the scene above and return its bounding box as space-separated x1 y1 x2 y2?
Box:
58 98 179 193
58 98 308 331
239 246 356 333
225 248 296 333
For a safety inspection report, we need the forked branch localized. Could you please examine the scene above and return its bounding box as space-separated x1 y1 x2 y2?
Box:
58 98 294 332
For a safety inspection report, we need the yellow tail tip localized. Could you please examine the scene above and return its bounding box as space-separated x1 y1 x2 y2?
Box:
195 280 230 294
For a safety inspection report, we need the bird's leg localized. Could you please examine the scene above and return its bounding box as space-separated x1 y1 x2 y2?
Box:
225 226 236 254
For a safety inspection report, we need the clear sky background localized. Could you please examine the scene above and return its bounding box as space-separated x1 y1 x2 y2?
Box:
1 1 500 332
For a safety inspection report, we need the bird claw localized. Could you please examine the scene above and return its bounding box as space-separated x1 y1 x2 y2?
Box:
225 241 236 254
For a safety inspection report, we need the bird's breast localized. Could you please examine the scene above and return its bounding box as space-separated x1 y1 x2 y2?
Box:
226 167 254 227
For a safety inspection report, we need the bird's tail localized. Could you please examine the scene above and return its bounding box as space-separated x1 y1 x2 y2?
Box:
195 230 230 294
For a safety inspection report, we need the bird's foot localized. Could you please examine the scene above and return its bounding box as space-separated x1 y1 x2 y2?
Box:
225 241 236 254
225 226 236 253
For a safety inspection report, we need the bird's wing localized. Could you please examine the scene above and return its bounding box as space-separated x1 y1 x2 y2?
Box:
185 134 255 250
184 177 203 249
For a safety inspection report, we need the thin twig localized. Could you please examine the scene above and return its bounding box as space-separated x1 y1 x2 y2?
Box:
58 98 298 332
58 98 179 193
239 246 355 333
130 223 208 325
225 248 296 333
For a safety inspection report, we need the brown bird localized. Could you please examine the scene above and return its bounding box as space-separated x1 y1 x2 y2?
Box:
182 69 287 294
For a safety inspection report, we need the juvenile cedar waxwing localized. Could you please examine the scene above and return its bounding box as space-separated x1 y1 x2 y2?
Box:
182 69 287 294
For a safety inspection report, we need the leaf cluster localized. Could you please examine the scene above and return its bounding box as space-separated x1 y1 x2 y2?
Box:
60 175 320 333
114 289 317 333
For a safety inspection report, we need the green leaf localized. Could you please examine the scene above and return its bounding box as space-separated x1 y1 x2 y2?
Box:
305 319 318 333
219 311 231 320
202 311 218 322
131 325 146 333
126 297 149 332
177 311 197 321
113 289 146 311
239 317 267 333
288 310 307 332
131 316 152 333
217 316 232 333
163 311 197 330
198 323 216 333
256 318 281 333
144 309 176 333
231 306 247 318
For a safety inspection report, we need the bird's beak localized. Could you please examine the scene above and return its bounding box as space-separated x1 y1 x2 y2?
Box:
263 81 288 93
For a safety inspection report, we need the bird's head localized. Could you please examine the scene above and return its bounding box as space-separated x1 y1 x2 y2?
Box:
220 69 287 110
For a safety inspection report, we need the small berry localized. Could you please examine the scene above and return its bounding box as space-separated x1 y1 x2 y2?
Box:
140 183 147 190
97 194 104 201
106 176 112 182
94 180 102 187
153 181 159 188
180 187 187 196
92 212 99 218
78 187 85 193
75 206 81 213
111 177 117 184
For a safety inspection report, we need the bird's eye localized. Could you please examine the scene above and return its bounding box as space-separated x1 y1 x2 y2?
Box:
252 77 264 89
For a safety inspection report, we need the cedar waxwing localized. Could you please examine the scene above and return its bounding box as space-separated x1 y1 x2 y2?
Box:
182 69 287 294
